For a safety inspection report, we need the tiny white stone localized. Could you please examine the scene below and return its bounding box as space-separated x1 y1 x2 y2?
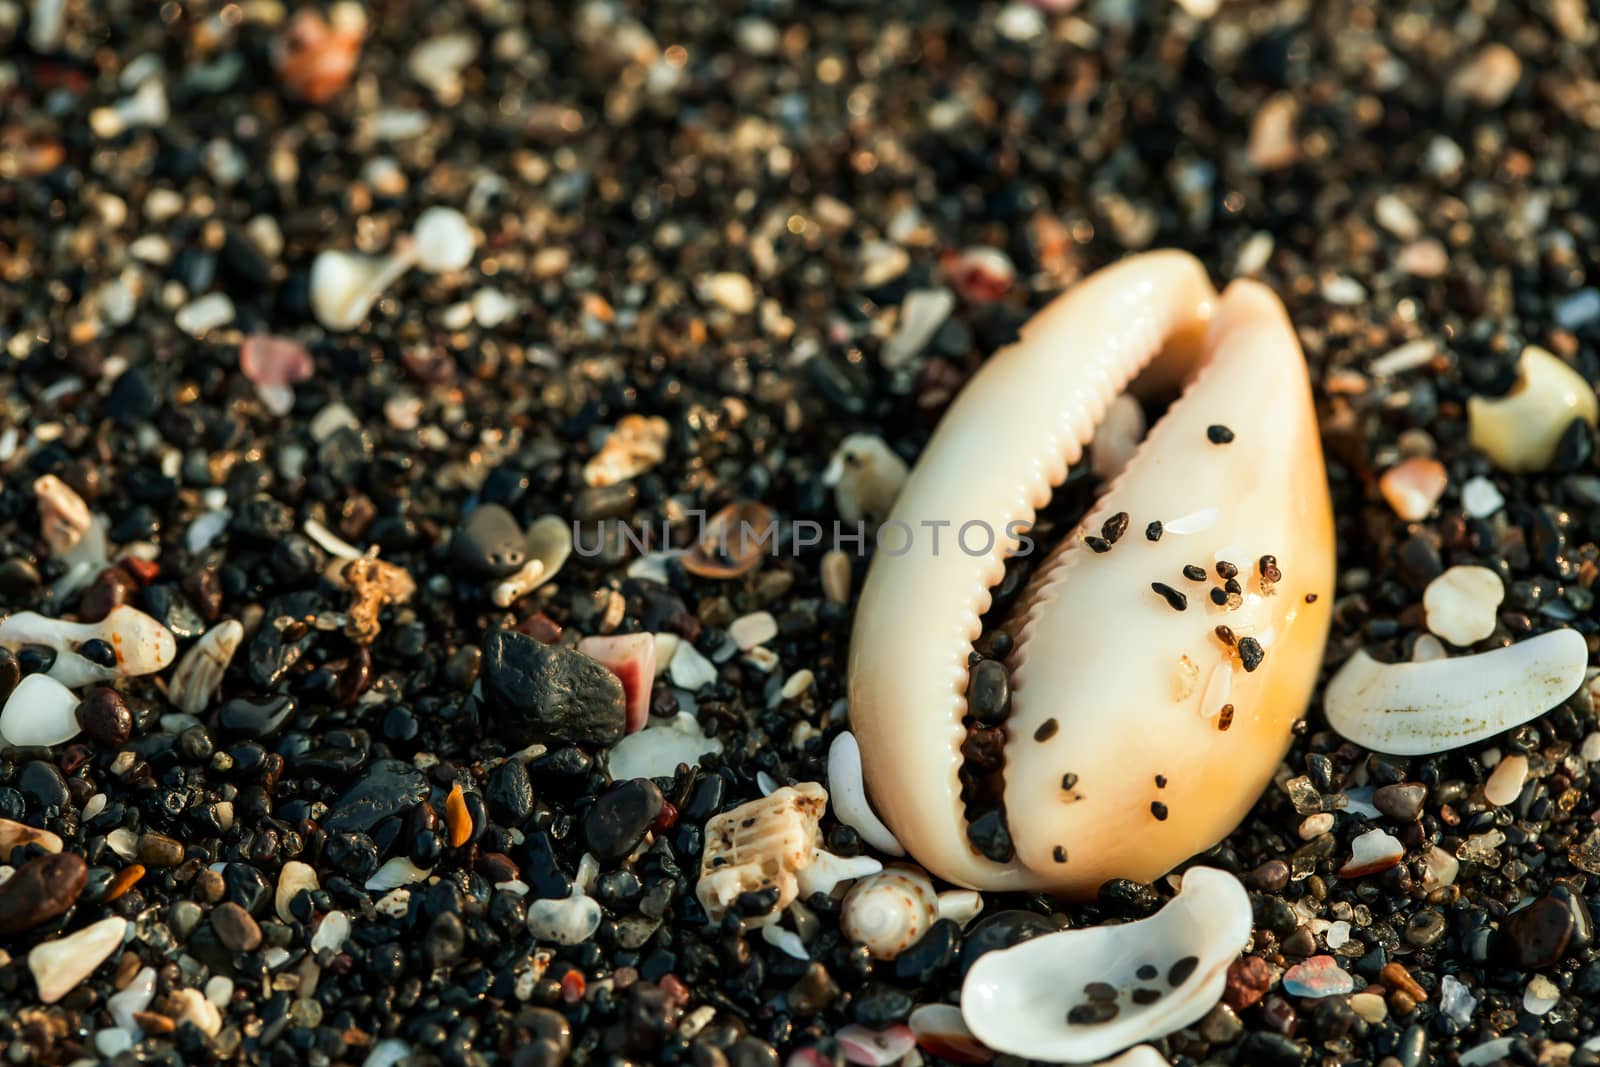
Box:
472 287 517 327
699 272 757 314
1440 974 1478 1026
1423 565 1503 646
310 250 415 332
311 910 351 953
1523 973 1560 1015
669 641 718 690
408 32 478 96
760 924 809 960
364 1038 412 1067
186 508 232 553
729 612 778 651
1423 846 1460 888
412 206 476 273
108 966 156 1033
1298 813 1334 839
882 288 955 368
108 828 140 860
375 889 411 917
527 888 602 945
175 292 235 336
1484 753 1528 807
1582 731 1600 763
0 673 81 748
1325 921 1351 949
205 975 234 1009
96 1029 134 1058
28 916 128 1003
1461 477 1504 518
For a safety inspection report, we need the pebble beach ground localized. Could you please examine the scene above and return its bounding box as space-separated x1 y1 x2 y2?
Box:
3 1 1600 1066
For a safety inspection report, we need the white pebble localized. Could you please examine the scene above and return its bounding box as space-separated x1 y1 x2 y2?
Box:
175 293 235 336
1325 920 1351 949
364 1039 412 1067
527 888 602 945
729 612 778 651
605 713 723 781
1582 731 1600 763
408 32 478 98
882 288 954 368
311 910 351 953
276 860 320 921
310 250 414 332
1339 829 1404 877
205 975 234 1010
760 924 809 960
1523 973 1560 1015
108 966 156 1033
0 673 81 748
28 916 127 1003
1422 566 1503 646
1461 476 1505 518
669 641 718 690
1468 346 1598 472
412 206 476 273
699 272 757 314
1484 753 1528 807
1298 813 1334 839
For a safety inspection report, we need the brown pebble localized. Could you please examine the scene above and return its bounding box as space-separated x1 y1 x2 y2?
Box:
210 901 263 952
196 868 226 904
0 852 88 935
1379 961 1427 1002
133 1011 175 1035
475 852 520 883
137 833 185 868
75 688 133 747
0 817 65 857
1223 956 1271 1010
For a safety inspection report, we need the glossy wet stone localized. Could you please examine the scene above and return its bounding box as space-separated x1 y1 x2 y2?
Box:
453 504 528 577
321 760 429 834
210 901 263 952
217 694 297 738
583 779 664 862
74 687 132 746
966 659 1010 725
1499 886 1593 969
0 852 88 935
481 630 626 746
958 910 1058 976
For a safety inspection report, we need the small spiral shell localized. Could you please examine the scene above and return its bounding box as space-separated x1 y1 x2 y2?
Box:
841 868 940 960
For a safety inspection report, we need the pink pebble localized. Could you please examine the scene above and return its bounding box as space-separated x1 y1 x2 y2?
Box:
1282 955 1355 999
837 1024 917 1067
240 335 314 387
577 633 656 733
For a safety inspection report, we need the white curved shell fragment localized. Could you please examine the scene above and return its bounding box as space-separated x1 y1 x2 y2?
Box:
0 673 81 747
169 620 244 715
1325 629 1587 756
827 732 905 857
0 605 177 687
604 712 721 780
823 434 909 529
310 246 417 331
365 857 432 892
960 868 1250 1063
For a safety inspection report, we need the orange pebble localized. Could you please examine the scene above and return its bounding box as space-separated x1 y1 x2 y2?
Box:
103 864 146 903
445 782 472 848
272 4 365 104
1379 456 1447 521
1379 961 1428 1002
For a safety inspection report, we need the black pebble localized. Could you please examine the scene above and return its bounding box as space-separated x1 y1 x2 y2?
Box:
893 918 959 984
966 659 1011 725
583 779 664 862
965 809 1014 863
1206 424 1234 444
481 630 626 746
322 759 430 834
453 504 528 577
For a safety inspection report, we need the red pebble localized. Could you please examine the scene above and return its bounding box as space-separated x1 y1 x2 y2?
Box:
1224 955 1272 1010
560 970 586 1004
515 613 563 645
119 557 159 586
651 800 678 834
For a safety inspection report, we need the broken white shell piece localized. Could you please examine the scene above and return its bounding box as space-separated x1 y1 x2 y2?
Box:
828 732 905 857
1339 829 1404 878
1468 346 1598 473
823 434 909 530
365 857 431 892
491 560 546 609
168 620 243 715
310 243 419 332
1325 629 1587 756
583 414 670 487
29 916 128 1004
697 783 878 921
842 866 983 959
604 713 721 781
33 475 92 555
960 867 1250 1063
0 605 177 687
528 883 603 945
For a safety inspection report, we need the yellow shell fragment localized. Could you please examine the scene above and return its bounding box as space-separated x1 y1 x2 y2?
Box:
696 783 827 919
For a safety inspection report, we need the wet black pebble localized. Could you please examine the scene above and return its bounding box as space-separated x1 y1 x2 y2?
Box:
893 918 959 985
582 779 663 862
959 910 1058 976
965 809 1014 863
786 962 840 1016
481 630 626 746
1098 879 1163 918
322 759 430 834
1239 1032 1309 1066
453 504 528 577
1373 782 1427 821
487 759 535 825
966 659 1010 725
218 694 297 738
0 648 17 704
18 762 69 815
852 986 913 1028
